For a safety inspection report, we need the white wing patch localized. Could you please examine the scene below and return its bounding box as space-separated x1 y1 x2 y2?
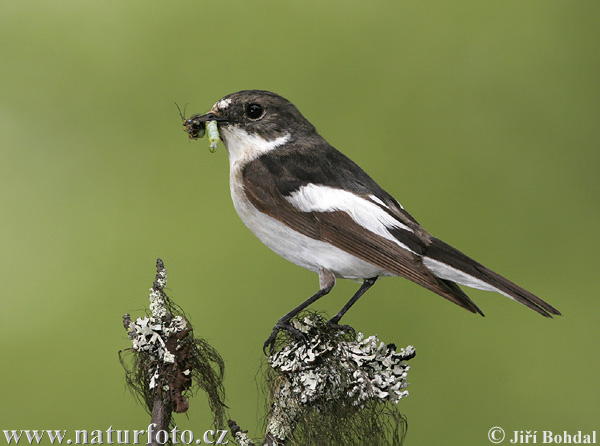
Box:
286 184 416 253
369 194 404 210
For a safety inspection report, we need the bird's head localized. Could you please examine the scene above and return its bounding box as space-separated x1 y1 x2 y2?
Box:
183 90 318 162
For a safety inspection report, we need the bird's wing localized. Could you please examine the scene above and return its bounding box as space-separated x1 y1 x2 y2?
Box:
256 142 424 228
241 149 484 314
242 142 560 318
423 237 561 316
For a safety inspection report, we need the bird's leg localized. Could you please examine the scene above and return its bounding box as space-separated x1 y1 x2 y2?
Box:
263 269 336 354
328 277 378 334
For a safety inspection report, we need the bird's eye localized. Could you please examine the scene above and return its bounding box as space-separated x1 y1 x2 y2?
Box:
246 103 264 120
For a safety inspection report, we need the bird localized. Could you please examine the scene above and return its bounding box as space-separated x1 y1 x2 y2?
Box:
182 90 560 352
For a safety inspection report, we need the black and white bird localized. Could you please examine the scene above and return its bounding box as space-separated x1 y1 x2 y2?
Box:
184 90 560 351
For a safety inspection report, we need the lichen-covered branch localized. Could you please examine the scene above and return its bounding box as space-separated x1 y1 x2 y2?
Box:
263 314 415 445
120 261 414 446
228 420 257 446
121 259 226 445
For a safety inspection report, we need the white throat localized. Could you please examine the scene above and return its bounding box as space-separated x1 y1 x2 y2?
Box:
220 125 290 172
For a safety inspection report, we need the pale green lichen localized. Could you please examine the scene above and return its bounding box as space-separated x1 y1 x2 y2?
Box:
265 314 414 445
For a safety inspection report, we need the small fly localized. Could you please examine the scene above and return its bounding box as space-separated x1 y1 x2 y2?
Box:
176 102 205 139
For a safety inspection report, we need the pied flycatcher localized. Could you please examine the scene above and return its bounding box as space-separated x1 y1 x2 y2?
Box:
183 90 560 351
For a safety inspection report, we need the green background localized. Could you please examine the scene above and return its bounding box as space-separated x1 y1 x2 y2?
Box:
2 1 598 444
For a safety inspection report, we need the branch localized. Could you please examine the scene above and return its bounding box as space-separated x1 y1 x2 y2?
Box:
121 259 226 445
263 314 415 445
121 260 415 445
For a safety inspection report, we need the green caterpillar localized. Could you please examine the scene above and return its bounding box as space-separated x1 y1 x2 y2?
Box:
206 120 219 153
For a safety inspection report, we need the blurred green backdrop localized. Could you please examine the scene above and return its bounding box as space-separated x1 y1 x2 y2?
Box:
2 1 599 444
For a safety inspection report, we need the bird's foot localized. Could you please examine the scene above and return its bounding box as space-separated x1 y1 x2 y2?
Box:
263 318 307 355
325 319 356 339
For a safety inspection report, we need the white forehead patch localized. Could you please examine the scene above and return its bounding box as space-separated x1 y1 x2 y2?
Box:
213 98 232 111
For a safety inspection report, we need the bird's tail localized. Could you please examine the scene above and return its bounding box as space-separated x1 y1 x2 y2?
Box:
423 237 561 317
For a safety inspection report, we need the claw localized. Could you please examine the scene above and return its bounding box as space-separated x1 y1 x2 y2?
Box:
326 320 356 339
263 319 308 355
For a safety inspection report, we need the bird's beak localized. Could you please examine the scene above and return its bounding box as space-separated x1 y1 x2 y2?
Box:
183 112 227 140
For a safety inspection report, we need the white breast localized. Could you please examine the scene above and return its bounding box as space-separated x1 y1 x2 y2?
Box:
221 127 392 279
230 179 390 279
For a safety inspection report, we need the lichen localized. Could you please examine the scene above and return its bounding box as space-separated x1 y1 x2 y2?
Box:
265 313 414 445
